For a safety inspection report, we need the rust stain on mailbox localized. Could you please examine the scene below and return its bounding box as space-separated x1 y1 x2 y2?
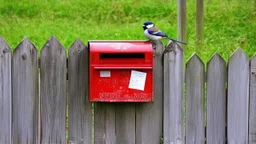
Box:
89 40 153 102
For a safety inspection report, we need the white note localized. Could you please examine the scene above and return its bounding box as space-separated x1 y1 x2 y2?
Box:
100 71 111 77
128 70 147 91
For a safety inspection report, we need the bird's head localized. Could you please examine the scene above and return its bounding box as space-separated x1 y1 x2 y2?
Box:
142 21 155 30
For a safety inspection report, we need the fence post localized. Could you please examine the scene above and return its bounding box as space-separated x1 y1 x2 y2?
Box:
163 42 184 144
177 0 187 49
12 37 39 144
0 37 12 143
196 0 204 50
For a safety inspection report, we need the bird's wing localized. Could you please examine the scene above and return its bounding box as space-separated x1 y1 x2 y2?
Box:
147 30 167 37
149 26 160 31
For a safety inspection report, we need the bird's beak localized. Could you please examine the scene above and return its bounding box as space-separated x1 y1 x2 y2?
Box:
142 25 145 27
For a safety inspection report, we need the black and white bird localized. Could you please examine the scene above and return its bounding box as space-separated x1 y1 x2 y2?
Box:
142 21 187 45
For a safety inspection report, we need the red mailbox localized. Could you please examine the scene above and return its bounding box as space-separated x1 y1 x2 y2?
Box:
89 40 153 102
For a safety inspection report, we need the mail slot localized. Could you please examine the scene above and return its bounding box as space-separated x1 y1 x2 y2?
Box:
89 40 153 102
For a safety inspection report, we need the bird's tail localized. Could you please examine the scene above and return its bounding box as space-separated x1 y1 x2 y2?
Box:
167 37 187 45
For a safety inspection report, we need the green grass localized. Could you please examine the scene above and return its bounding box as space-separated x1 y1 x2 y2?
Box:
0 0 255 62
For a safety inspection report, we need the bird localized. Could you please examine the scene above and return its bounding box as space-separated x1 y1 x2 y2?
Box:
142 21 187 45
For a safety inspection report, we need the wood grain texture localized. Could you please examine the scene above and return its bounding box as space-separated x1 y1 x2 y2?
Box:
249 54 256 144
68 39 92 144
40 36 66 144
12 37 38 144
185 54 205 144
206 53 226 144
163 42 184 144
177 0 187 49
196 0 204 49
115 103 135 144
94 103 116 144
227 48 249 144
0 37 11 143
135 41 163 144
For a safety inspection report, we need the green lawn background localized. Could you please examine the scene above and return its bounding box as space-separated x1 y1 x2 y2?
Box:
0 0 255 62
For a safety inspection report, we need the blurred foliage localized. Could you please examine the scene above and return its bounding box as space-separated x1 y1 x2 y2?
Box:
0 0 255 62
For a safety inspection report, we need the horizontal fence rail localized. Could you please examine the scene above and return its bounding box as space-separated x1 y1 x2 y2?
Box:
0 36 254 144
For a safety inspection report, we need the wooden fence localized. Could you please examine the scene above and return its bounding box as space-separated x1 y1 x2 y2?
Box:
0 35 255 144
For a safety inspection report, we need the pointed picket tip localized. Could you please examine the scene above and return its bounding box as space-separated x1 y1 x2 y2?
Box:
21 36 34 46
207 52 226 66
41 35 65 53
22 36 28 41
164 41 184 54
151 40 164 51
229 48 247 57
151 39 163 46
186 53 204 66
229 48 248 58
250 52 256 66
0 36 11 53
68 38 87 53
250 52 256 61
74 38 83 43
13 37 37 54
48 35 60 44
48 34 58 42
174 42 184 52
228 48 249 63
209 52 224 61
0 36 9 45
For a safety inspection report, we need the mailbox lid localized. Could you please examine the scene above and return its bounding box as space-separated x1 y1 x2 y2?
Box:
89 40 153 53
89 40 153 68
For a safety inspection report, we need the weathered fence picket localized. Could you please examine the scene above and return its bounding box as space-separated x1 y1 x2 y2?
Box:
163 42 184 144
40 36 67 144
0 37 11 143
94 103 116 144
185 54 205 144
1 37 256 144
115 103 135 144
227 48 249 143
249 54 256 144
206 53 226 144
68 39 92 144
135 41 164 144
12 38 39 144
